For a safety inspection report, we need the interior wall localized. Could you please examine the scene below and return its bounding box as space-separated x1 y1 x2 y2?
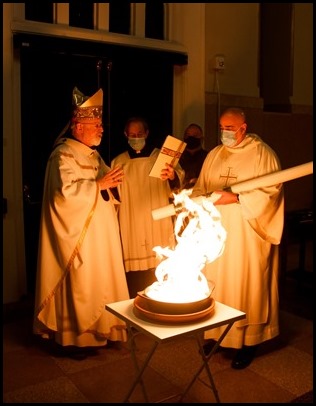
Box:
204 3 313 108
205 3 260 98
169 3 206 138
262 112 313 212
259 3 294 112
291 3 313 107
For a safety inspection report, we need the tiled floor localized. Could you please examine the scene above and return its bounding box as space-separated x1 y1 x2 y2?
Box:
3 241 313 403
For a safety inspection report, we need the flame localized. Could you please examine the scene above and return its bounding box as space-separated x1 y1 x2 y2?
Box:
145 189 227 303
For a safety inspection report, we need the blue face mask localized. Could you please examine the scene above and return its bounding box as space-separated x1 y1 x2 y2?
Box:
128 137 146 151
220 128 240 147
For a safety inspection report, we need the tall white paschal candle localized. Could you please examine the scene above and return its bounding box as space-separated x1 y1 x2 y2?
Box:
152 161 313 221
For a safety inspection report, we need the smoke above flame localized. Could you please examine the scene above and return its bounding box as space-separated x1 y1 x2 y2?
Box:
145 189 227 303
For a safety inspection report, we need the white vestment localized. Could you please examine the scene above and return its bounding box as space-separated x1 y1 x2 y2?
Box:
111 149 184 272
192 134 284 348
33 138 130 347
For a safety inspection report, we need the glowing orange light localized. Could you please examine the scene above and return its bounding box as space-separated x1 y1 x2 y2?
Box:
145 189 227 303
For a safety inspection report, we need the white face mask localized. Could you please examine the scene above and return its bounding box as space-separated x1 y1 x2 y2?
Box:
128 137 146 151
220 127 241 147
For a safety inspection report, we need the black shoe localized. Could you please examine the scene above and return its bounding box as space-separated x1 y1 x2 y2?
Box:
67 349 88 361
104 340 122 350
231 345 258 369
201 339 218 356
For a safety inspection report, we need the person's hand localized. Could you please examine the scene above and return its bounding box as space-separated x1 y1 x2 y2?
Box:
160 163 175 181
97 166 124 190
212 190 239 205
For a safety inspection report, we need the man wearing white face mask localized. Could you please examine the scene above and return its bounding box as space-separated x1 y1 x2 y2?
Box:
111 117 184 297
192 107 284 369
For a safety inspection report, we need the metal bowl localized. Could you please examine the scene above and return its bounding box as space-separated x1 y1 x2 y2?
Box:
133 295 215 324
135 290 213 315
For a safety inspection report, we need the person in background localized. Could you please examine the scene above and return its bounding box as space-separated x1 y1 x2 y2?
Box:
192 107 284 369
111 117 184 298
33 87 130 360
179 123 209 189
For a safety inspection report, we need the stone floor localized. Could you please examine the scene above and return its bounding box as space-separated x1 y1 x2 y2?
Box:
3 241 313 403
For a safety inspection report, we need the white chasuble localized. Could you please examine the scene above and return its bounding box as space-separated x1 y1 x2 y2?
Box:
193 134 284 348
33 139 130 347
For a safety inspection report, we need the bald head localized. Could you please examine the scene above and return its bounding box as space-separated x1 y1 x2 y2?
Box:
219 107 247 147
220 107 246 124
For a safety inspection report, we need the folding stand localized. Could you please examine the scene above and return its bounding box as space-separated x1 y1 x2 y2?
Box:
106 299 246 403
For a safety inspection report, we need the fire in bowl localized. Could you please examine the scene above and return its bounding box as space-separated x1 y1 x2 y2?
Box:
133 291 216 324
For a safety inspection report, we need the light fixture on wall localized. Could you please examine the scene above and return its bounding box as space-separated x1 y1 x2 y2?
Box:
214 54 225 71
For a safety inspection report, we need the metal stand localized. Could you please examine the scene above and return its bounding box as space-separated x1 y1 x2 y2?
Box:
106 299 245 403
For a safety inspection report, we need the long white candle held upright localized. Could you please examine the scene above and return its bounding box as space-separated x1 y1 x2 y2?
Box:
152 161 313 221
